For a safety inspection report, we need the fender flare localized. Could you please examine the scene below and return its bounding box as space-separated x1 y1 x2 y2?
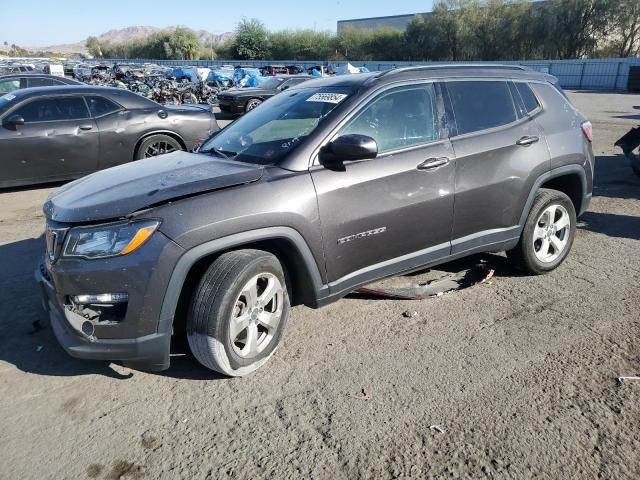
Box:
517 164 589 228
157 227 326 335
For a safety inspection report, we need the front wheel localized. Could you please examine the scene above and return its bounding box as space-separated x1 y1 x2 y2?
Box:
507 188 577 274
187 250 290 376
245 98 262 112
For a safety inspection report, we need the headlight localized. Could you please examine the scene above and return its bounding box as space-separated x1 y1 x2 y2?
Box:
63 220 160 259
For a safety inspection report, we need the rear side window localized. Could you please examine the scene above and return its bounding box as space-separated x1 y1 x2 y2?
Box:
340 84 440 153
514 82 540 114
85 96 121 117
13 96 89 122
281 78 309 89
447 81 517 135
26 77 59 88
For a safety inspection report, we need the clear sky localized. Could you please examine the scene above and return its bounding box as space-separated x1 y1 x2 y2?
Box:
2 0 435 47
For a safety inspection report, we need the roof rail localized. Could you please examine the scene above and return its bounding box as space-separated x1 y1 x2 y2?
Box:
374 64 528 78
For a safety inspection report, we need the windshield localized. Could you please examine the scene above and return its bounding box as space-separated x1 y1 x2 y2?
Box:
256 77 283 90
200 87 352 165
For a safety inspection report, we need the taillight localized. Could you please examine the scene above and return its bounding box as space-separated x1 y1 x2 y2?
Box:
581 121 593 142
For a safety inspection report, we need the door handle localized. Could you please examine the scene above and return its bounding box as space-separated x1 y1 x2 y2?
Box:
516 135 539 146
78 125 93 131
417 157 450 170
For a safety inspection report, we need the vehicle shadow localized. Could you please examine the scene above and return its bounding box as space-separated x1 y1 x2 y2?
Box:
0 180 67 194
0 236 224 381
578 211 640 241
592 155 640 200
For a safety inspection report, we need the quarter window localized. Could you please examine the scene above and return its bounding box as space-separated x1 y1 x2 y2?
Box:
447 81 517 135
514 82 540 114
339 84 440 153
13 96 89 122
85 96 121 117
26 77 58 88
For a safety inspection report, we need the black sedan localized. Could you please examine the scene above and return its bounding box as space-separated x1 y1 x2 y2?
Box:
0 73 81 94
0 86 218 188
217 75 312 114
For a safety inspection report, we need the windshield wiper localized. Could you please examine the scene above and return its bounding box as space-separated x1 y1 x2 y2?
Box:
202 147 238 159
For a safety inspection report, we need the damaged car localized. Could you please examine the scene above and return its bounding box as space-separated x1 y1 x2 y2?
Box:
217 74 312 114
0 85 218 188
38 65 593 376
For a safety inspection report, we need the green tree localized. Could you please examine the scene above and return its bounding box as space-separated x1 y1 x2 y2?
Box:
605 0 640 57
233 18 270 60
163 28 201 60
545 0 612 59
85 36 103 57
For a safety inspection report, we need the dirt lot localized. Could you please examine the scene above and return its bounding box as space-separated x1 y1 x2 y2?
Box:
1 92 639 480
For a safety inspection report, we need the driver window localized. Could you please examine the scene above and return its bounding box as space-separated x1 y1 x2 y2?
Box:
339 84 439 153
12 97 89 122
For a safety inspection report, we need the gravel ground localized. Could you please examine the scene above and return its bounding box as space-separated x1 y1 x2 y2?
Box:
0 92 639 480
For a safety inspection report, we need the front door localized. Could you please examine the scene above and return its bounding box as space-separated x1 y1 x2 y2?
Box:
310 83 456 292
0 95 98 184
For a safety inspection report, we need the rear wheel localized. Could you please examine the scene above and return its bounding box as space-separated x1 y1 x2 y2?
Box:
507 188 576 274
135 134 183 160
187 250 290 376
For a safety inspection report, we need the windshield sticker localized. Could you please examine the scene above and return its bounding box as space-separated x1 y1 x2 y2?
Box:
1 93 16 101
306 93 348 104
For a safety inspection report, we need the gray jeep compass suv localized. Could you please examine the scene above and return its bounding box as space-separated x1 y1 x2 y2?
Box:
37 65 594 376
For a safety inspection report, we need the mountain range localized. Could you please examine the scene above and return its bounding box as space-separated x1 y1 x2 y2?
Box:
31 26 234 54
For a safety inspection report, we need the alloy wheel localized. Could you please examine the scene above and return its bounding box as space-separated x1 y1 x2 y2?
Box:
532 204 571 263
145 140 178 158
229 273 284 359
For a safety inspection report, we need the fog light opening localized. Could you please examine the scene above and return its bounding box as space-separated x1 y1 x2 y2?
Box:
81 321 95 338
72 293 129 305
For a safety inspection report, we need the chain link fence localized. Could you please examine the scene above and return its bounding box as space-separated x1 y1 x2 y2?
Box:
104 57 640 91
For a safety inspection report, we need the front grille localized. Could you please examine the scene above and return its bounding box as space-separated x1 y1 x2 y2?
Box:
45 225 69 263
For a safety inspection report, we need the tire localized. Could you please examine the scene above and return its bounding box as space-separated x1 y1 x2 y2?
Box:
187 250 290 376
135 134 183 160
507 188 577 275
245 98 262 113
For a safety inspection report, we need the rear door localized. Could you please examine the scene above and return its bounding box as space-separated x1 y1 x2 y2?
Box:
0 95 99 184
443 80 550 253
311 82 456 288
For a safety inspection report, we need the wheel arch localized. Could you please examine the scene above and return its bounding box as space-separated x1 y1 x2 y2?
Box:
133 131 187 160
159 227 326 336
518 165 589 228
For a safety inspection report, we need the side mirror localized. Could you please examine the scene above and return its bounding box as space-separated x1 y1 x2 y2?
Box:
3 114 25 129
280 84 290 90
321 134 378 163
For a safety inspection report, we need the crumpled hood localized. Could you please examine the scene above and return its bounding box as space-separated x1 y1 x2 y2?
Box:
44 151 263 223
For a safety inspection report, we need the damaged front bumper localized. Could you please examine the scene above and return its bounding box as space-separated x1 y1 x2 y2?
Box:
35 228 185 372
36 264 171 371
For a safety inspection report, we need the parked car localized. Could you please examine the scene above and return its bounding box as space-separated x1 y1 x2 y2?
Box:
0 73 81 94
38 65 593 376
0 85 218 188
217 75 313 114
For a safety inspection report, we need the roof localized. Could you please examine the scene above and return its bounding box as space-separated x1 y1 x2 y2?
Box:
0 73 81 84
3 85 157 109
299 64 550 90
